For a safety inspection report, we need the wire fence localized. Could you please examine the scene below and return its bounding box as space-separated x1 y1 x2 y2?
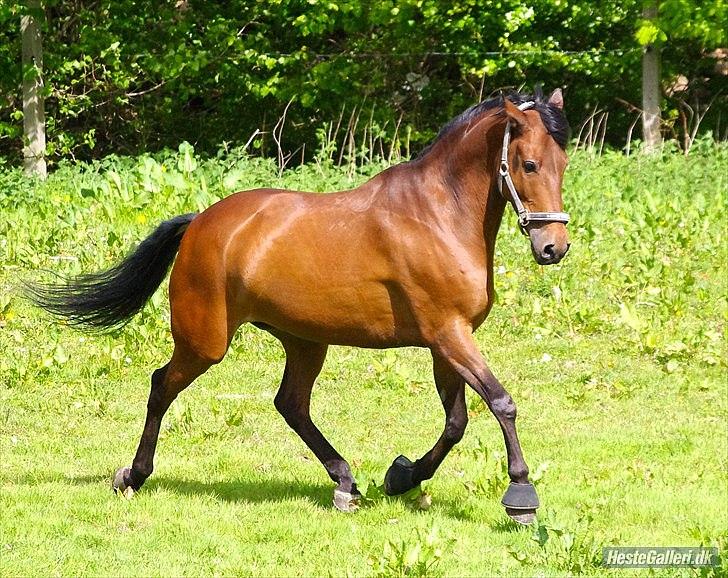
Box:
255 48 643 59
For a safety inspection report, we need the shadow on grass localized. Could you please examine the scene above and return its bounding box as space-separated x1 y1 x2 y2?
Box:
145 475 332 507
7 470 500 521
3 471 110 486
6 469 335 507
146 476 478 521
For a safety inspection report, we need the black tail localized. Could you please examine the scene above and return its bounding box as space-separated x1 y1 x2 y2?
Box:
27 213 197 331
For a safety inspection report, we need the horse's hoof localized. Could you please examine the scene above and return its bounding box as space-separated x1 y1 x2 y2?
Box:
506 507 537 525
501 482 539 525
112 466 131 494
333 489 361 512
384 455 417 496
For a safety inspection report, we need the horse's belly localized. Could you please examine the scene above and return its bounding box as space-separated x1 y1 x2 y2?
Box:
243 281 421 347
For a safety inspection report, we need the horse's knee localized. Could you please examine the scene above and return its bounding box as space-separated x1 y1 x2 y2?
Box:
491 394 517 421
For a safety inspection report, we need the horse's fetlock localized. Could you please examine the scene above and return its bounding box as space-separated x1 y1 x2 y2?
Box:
508 464 529 483
130 463 153 484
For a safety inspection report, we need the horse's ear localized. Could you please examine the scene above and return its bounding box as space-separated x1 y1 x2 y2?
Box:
548 88 564 110
504 98 529 130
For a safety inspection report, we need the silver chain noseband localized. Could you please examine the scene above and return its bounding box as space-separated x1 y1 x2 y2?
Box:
498 101 570 233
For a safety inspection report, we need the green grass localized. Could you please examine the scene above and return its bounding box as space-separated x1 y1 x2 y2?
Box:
1 142 727 577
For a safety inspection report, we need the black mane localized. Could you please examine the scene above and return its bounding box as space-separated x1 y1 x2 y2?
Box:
416 88 569 159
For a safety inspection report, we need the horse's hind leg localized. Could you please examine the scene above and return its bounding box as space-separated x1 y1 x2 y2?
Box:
384 353 468 495
111 234 233 495
273 334 360 512
112 344 215 495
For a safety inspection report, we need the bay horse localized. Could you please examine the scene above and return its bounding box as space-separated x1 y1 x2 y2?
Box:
29 88 570 524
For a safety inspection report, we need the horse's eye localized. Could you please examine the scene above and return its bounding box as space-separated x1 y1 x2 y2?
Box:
523 160 538 173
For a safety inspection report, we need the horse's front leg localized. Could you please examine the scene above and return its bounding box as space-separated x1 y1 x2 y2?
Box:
384 353 467 495
417 324 539 523
444 325 538 523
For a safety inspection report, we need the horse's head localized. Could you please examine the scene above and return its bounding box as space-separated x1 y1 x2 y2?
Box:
501 90 570 265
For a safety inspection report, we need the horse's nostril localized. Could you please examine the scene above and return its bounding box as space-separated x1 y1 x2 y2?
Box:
542 244 555 259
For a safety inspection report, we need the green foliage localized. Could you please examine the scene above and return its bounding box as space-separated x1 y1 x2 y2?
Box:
1 0 726 164
637 0 728 47
369 525 451 578
462 438 510 500
509 508 604 574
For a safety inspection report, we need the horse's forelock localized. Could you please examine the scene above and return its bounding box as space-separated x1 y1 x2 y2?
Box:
534 102 569 149
510 91 570 150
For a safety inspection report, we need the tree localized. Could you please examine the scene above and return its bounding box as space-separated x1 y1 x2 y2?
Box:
21 0 45 177
640 0 662 153
636 0 728 153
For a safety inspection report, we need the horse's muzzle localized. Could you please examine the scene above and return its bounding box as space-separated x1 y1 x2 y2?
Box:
528 224 570 265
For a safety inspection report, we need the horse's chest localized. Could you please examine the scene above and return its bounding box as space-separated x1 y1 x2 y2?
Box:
461 273 494 327
426 265 494 329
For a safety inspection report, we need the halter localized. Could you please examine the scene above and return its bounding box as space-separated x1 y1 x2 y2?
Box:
498 101 570 234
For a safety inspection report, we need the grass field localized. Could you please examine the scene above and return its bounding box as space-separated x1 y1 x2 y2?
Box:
1 142 726 577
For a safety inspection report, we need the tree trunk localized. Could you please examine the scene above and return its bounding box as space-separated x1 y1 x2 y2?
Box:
21 0 46 178
641 0 662 153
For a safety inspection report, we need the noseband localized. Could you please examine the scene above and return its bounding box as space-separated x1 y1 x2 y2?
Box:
498 101 570 234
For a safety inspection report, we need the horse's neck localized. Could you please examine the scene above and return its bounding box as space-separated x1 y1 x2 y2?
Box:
360 114 507 271
412 114 507 250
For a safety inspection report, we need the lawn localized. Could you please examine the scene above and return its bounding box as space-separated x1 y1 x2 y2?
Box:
1 142 726 576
